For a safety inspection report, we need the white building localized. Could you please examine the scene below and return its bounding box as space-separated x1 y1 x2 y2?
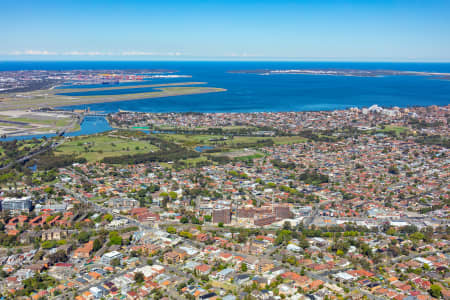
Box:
101 251 123 265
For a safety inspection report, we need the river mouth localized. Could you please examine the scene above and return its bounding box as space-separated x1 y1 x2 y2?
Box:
195 145 215 152
0 116 112 141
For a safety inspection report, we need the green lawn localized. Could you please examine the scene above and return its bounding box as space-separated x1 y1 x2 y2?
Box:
156 134 226 146
0 115 72 127
158 134 307 148
17 141 44 151
55 135 159 162
272 136 308 144
379 125 409 134
234 153 264 161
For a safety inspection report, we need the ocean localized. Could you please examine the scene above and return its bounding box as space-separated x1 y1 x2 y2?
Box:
1 61 449 113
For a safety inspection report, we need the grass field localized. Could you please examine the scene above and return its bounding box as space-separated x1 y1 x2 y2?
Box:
0 83 226 111
210 280 237 293
0 139 44 167
157 134 307 148
378 125 409 134
54 82 206 94
234 153 264 161
55 135 159 162
156 134 226 146
0 112 76 135
271 136 308 144
0 116 71 127
17 140 45 151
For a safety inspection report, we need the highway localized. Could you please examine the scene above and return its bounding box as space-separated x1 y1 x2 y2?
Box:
0 112 82 171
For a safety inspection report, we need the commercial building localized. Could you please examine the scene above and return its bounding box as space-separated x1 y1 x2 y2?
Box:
1 196 33 212
101 251 123 265
212 208 231 224
275 205 293 219
254 215 276 226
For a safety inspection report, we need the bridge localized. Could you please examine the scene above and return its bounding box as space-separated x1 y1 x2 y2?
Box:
0 110 110 170
84 112 108 117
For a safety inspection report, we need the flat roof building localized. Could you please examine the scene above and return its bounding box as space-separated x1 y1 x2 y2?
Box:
1 196 32 212
101 251 123 265
213 208 231 224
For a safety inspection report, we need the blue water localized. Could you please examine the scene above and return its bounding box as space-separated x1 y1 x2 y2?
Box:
195 145 215 152
0 61 449 114
55 76 192 90
0 116 112 141
57 86 161 96
65 115 113 136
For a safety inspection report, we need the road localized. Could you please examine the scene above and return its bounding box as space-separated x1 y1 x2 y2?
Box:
0 112 81 171
389 249 448 264
54 254 189 300
55 261 146 300
55 169 448 300
56 179 154 232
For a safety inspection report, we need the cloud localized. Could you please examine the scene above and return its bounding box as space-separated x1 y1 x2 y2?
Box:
5 50 183 56
121 51 156 56
8 50 57 55
62 51 114 56
121 51 182 56
229 52 263 58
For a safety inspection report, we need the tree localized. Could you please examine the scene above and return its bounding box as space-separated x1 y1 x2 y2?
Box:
134 271 145 284
180 217 189 224
386 227 396 236
179 231 193 239
204 215 212 222
137 189 147 198
275 230 292 245
78 231 90 243
166 226 177 234
299 236 309 249
41 240 57 249
93 239 102 252
111 258 121 267
410 232 425 242
218 222 224 228
103 214 113 222
388 165 399 175
241 263 248 272
44 186 54 195
16 273 57 297
191 217 202 225
47 250 68 264
429 284 442 298
109 231 122 245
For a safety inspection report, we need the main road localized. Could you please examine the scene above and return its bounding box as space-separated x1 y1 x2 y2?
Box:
0 112 82 171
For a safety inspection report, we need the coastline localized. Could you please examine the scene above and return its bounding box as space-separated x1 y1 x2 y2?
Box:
0 86 227 111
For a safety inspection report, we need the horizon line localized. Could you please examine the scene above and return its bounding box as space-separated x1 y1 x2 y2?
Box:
1 58 450 63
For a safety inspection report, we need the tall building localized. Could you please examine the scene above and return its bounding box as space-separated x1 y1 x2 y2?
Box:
1 196 33 212
212 208 231 224
274 205 293 219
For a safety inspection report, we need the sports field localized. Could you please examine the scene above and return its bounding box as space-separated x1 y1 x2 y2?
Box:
55 135 159 162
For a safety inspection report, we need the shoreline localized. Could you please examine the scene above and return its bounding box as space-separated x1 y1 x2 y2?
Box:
1 103 448 141
0 86 227 111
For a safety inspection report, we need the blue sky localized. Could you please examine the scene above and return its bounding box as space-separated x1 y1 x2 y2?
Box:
1 0 450 61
